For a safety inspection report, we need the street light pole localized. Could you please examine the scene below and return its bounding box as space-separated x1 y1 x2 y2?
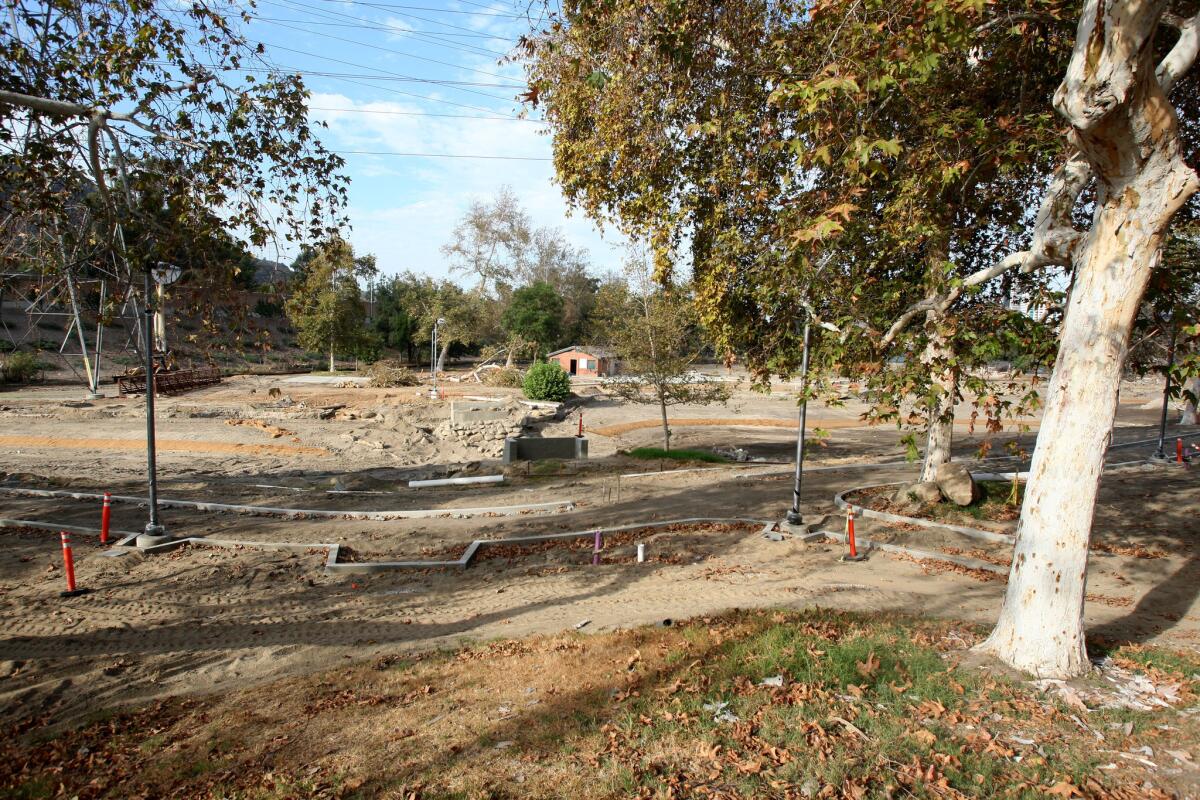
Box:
430 317 445 398
137 262 181 546
1152 325 1177 461
140 266 164 542
786 322 812 526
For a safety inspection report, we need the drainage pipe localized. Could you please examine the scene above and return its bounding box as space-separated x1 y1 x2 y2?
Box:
408 475 505 488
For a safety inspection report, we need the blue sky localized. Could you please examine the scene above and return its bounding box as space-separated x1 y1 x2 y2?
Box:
239 0 627 281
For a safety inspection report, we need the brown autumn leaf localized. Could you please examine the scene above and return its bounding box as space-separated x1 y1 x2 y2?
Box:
1045 780 1083 797
856 651 880 679
913 728 938 746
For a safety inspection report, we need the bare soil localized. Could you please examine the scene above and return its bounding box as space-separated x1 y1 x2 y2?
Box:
1 369 1198 747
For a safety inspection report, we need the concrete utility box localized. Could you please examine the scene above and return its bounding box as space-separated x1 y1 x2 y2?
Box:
451 400 513 424
503 436 588 463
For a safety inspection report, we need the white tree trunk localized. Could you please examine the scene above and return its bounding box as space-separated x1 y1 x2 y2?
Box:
329 343 335 373
920 392 955 483
919 312 956 483
436 341 450 374
1180 376 1199 425
979 0 1200 678
659 397 671 452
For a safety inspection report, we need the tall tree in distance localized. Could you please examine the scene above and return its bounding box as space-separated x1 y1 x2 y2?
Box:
502 281 564 358
285 239 375 372
441 186 532 294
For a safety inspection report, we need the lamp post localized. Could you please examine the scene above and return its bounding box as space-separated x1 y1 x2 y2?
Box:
136 261 181 546
786 322 812 526
1152 325 1177 462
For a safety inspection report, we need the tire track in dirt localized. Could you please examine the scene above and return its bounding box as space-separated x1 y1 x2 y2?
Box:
590 416 1040 437
0 435 331 458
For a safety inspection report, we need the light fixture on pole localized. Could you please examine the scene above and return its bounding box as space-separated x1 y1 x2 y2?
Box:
786 321 812 526
136 261 181 547
151 262 182 353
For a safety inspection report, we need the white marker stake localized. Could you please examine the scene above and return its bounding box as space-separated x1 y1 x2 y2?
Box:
637 543 645 563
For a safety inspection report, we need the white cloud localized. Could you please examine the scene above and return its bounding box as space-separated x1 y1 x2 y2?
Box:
293 92 627 281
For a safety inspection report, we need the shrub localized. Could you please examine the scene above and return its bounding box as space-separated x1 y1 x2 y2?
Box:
522 361 571 401
253 298 284 318
1 351 43 384
482 366 523 387
365 359 421 388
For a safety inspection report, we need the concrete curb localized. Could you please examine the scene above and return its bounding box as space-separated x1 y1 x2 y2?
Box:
106 517 773 574
833 482 1015 544
811 529 1008 575
0 517 140 540
0 486 574 520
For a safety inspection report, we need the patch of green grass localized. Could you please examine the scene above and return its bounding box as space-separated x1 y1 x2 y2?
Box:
627 447 728 463
922 479 1024 523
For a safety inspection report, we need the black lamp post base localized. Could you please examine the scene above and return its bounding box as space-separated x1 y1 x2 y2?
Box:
136 525 172 548
785 509 803 525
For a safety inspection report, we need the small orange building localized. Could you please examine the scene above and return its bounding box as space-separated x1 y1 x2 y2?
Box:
547 346 619 377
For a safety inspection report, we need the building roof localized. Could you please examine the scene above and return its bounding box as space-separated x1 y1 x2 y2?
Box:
547 345 618 359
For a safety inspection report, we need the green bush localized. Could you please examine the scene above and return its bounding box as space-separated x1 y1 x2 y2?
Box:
522 361 571 401
1 351 43 384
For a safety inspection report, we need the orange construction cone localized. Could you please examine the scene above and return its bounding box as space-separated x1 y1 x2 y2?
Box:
59 532 89 597
841 506 867 562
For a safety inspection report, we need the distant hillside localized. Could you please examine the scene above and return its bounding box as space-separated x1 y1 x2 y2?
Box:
251 258 293 287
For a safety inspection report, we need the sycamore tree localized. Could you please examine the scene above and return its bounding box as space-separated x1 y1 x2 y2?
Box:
522 0 1071 485
0 0 347 329
285 239 375 372
596 254 731 451
529 0 1200 677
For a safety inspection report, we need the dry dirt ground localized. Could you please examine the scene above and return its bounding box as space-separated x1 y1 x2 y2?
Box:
1 370 1198 741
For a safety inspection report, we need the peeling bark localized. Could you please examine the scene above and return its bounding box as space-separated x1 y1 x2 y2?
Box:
1181 376 1200 425
978 0 1200 678
918 311 957 483
436 342 450 374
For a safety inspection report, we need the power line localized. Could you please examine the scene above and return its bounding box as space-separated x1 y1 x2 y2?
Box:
265 0 511 58
251 15 511 39
154 58 520 115
312 0 523 18
332 149 549 160
315 71 517 115
310 105 539 122
255 40 524 99
250 23 524 88
324 0 520 38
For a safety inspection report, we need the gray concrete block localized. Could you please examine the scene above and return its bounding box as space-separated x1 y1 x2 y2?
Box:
503 436 588 463
451 400 512 424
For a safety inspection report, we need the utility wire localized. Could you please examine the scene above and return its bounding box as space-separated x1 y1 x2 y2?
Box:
251 15 512 39
265 0 511 58
250 23 525 88
310 106 539 122
333 149 549 160
255 40 523 100
324 0 521 38
312 0 523 18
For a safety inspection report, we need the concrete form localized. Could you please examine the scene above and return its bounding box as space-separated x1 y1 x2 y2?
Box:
503 436 588 463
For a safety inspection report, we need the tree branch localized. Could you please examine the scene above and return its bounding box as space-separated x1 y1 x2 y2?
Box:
878 11 1199 350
